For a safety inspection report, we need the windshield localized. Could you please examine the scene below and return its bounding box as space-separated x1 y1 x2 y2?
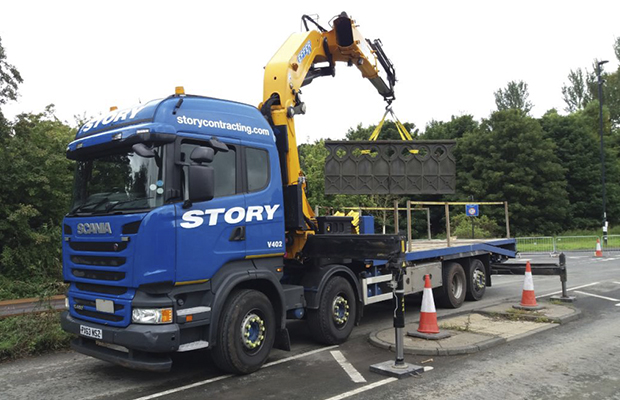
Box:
69 146 165 215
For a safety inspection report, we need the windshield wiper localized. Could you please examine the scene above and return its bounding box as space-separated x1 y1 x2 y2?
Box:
69 198 109 215
104 197 153 213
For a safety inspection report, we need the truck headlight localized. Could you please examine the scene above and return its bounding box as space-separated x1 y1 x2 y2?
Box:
132 307 173 324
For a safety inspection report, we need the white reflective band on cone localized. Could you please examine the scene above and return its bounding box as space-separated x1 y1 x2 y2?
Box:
523 272 535 291
421 288 436 313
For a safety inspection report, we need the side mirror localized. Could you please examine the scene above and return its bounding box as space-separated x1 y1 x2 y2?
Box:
208 137 229 153
132 143 156 158
190 147 215 163
184 165 214 206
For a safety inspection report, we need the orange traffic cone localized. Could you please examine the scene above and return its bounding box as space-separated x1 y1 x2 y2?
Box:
418 274 439 334
595 239 603 257
407 274 451 339
514 261 543 310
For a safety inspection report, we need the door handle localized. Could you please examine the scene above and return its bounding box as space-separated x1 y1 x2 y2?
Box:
229 226 246 241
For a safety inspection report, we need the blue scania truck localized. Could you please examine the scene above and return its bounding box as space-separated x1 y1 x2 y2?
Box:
60 13 517 374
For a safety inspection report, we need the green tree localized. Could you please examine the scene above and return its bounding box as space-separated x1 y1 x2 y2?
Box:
561 68 593 113
0 107 75 282
0 37 23 143
457 109 568 235
602 60 620 129
0 37 22 106
494 80 533 115
577 101 620 225
452 214 502 239
422 115 478 140
540 109 605 229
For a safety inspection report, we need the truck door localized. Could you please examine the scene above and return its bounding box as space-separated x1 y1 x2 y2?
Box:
175 139 246 283
243 145 285 257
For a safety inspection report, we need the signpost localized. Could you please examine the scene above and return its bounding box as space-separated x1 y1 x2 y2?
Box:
466 204 479 239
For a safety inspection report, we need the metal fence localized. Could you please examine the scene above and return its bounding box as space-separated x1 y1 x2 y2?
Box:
602 235 620 251
555 235 599 252
516 235 620 254
515 237 555 253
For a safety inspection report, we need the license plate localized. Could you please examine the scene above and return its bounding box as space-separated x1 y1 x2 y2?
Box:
80 325 103 340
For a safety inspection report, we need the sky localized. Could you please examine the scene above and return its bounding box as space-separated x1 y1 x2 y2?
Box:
1 1 619 143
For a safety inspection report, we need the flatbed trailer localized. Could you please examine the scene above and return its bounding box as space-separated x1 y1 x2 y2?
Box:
359 237 517 308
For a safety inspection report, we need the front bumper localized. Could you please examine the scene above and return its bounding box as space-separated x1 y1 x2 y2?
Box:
61 311 180 372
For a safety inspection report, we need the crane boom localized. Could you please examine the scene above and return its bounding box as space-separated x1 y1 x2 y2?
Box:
260 12 396 259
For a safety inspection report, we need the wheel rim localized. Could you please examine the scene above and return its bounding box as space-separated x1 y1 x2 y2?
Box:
452 274 464 299
240 311 266 354
472 268 486 292
332 295 350 327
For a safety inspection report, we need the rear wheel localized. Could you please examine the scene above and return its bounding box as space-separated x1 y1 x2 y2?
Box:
211 289 275 374
466 259 487 301
434 262 466 308
307 276 356 345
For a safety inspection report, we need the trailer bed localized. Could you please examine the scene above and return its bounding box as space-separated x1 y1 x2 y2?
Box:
404 238 516 261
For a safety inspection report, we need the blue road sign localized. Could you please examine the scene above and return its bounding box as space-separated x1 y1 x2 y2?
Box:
466 204 479 217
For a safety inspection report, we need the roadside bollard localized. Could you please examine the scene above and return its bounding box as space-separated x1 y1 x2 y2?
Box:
551 253 576 303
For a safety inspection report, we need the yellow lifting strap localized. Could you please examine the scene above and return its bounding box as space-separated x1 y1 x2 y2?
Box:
364 108 418 154
368 109 389 141
391 110 414 141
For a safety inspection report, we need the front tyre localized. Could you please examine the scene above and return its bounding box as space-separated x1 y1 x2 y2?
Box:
211 289 275 374
307 276 356 345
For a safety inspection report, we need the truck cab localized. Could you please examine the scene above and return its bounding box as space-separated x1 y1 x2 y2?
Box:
61 93 288 372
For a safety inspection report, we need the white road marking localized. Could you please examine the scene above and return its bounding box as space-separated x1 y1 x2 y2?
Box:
536 282 600 298
574 290 620 302
613 282 620 285
323 378 398 400
132 375 233 400
330 350 367 383
133 345 338 400
263 345 339 368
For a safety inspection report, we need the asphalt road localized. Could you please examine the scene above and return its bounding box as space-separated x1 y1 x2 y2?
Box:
2 253 619 400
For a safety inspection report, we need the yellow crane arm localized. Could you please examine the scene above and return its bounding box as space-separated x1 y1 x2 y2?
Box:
259 12 396 258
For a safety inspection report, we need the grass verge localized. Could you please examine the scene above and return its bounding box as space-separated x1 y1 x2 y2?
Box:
503 308 555 323
0 311 71 362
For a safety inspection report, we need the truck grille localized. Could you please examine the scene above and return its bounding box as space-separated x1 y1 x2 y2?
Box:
65 219 142 328
71 255 126 267
72 269 126 281
74 298 125 312
74 308 124 322
70 294 128 324
69 241 129 252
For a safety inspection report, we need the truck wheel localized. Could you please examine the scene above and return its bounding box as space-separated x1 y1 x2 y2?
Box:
211 289 275 374
307 276 356 345
434 262 466 309
466 259 486 301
